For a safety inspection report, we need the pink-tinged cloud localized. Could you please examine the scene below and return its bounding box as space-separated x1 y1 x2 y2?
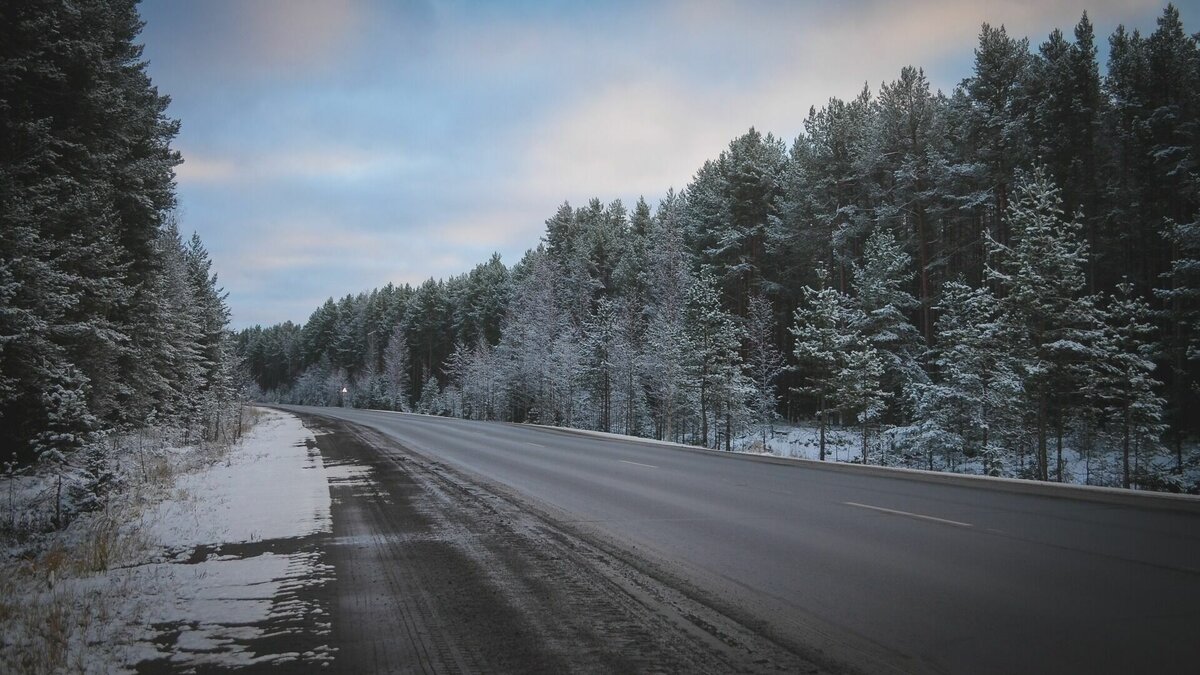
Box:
438 206 550 250
518 0 1169 213
174 146 423 186
144 0 369 82
243 0 365 70
175 156 237 183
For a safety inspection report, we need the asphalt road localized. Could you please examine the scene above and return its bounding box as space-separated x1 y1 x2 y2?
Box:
280 405 1200 674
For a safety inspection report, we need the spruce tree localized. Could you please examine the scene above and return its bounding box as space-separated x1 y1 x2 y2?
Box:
1097 282 1167 488
791 273 863 460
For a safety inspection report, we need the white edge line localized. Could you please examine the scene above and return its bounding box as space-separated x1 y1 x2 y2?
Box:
620 459 658 469
844 501 974 528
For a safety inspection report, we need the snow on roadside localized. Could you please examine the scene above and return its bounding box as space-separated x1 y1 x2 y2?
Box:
1 407 336 673
144 408 330 551
730 422 1198 490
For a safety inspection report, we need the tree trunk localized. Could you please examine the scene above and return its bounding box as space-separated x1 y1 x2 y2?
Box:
1055 417 1064 483
1037 397 1049 481
916 207 932 345
1122 403 1131 490
55 472 62 529
818 393 827 462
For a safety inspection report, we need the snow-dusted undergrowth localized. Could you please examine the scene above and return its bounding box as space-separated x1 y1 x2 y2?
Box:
0 407 335 673
731 422 1198 490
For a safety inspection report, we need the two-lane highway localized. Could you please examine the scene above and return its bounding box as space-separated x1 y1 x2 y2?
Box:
282 405 1200 673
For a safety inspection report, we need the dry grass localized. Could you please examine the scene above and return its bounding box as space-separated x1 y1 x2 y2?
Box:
0 506 154 673
0 405 272 673
75 514 146 574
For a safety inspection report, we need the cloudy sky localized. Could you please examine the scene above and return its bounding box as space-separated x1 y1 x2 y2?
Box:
137 0 1183 329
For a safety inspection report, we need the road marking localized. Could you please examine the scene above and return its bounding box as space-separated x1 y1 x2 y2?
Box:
528 443 546 448
619 459 658 469
843 502 974 528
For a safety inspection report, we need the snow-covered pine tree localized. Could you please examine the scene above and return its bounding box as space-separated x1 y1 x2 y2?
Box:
184 233 237 442
405 279 451 394
1158 212 1200 472
835 344 889 464
744 293 785 451
582 296 620 432
1028 15 1103 283
910 281 1023 474
381 323 411 412
1097 282 1168 488
447 339 498 420
0 1 250 477
640 191 695 442
873 66 945 343
687 272 748 450
851 228 927 421
453 253 510 348
122 219 202 430
498 247 578 425
612 199 652 436
416 373 445 415
963 23 1035 243
790 272 863 461
686 129 786 317
988 167 1106 481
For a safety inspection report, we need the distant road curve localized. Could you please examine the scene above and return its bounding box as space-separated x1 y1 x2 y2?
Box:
280 405 1200 674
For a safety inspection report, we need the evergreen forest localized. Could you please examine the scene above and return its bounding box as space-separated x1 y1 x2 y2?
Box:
0 1 239 498
227 6 1199 491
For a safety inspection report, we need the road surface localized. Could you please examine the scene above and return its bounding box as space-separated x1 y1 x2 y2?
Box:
282 405 1200 673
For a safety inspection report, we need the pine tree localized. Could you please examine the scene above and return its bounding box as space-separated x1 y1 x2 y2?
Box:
416 373 444 415
988 167 1105 480
641 191 694 442
687 272 747 450
381 323 410 411
686 129 787 316
582 296 620 432
835 344 889 463
744 293 785 451
1029 15 1103 285
1097 282 1167 488
873 66 945 342
851 228 927 420
1158 211 1200 471
964 23 1034 240
910 281 1023 473
791 273 863 460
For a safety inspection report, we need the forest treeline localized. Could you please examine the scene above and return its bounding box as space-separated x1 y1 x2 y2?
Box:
239 6 1200 491
1 0 238 488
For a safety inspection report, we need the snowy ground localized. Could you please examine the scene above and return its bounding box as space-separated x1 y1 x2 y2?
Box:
0 408 336 673
730 422 1197 490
